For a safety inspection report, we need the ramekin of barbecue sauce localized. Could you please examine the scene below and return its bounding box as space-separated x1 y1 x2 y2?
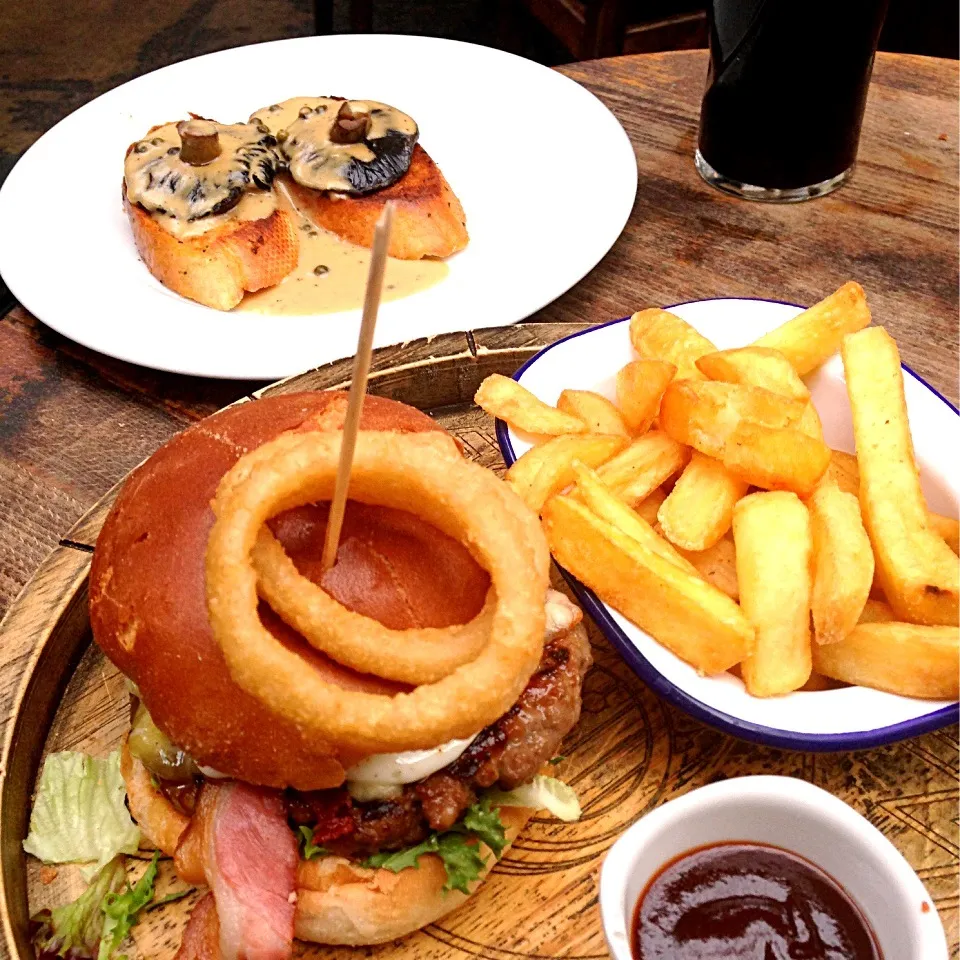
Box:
632 841 881 959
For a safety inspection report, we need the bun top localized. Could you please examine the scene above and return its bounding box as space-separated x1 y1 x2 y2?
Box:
90 392 489 790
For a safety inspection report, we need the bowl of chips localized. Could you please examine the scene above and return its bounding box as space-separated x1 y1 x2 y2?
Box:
484 286 959 750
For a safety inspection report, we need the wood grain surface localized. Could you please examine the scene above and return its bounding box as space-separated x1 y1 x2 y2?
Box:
0 49 957 957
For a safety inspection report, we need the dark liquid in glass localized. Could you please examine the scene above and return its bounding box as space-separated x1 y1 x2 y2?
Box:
698 0 890 190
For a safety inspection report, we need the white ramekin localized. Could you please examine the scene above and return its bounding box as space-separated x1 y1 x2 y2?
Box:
599 774 947 959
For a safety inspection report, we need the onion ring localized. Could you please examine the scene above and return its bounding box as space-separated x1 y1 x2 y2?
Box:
215 428 495 683
205 431 549 753
252 531 496 683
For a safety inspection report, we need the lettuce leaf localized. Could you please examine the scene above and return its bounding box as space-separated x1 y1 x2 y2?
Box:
297 826 329 860
23 751 140 878
31 858 127 959
363 799 507 894
98 852 160 960
486 775 581 822
31 853 168 960
365 833 487 895
455 797 507 857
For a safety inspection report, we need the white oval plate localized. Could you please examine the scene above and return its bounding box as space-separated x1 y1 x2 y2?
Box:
498 298 959 750
0 35 636 380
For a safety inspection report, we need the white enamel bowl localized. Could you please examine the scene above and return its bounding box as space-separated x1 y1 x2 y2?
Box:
599 776 948 960
497 298 959 750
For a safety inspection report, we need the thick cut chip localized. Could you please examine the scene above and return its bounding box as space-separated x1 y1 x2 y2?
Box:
659 380 807 459
722 422 830 497
634 487 668 527
753 282 871 375
629 309 716 380
829 449 959 555
841 327 959 625
475 374 586 436
557 390 630 437
542 496 754 674
733 492 813 697
571 462 699 576
859 599 896 624
812 621 959 700
657 452 748 551
594 432 689 506
809 479 874 645
696 346 822 441
674 534 739 601
798 403 824 442
696 347 810 401
615 360 677 435
506 434 627 514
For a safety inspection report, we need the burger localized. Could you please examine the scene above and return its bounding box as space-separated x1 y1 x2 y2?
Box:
88 390 591 958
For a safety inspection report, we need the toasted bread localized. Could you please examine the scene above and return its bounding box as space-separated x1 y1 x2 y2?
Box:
282 145 468 260
123 185 299 311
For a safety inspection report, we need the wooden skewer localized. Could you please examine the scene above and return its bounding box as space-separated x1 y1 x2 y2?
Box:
320 202 395 573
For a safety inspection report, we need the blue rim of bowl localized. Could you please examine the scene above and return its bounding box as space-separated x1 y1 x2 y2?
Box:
494 299 960 752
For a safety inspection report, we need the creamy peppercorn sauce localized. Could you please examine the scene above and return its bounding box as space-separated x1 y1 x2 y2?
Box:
237 180 447 316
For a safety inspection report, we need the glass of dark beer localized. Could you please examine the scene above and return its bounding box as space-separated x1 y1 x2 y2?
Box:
696 0 891 202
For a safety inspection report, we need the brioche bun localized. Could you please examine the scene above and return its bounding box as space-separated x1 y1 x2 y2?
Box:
91 392 489 791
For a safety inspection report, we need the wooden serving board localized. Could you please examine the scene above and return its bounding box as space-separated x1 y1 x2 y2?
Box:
0 324 956 960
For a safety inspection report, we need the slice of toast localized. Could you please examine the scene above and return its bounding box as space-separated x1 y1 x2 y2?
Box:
123 186 298 311
282 145 468 260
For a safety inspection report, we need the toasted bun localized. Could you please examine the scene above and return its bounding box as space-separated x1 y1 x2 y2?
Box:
91 392 489 790
281 145 468 260
294 804 532 944
122 183 299 311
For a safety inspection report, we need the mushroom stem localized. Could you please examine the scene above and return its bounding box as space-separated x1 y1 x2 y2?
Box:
177 119 222 165
330 102 371 145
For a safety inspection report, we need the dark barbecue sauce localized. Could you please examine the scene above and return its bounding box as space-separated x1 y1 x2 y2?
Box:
632 842 881 959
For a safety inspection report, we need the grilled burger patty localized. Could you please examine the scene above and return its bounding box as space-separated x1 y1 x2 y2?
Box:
285 623 592 858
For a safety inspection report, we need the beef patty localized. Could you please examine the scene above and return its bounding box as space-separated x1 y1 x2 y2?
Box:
286 621 592 858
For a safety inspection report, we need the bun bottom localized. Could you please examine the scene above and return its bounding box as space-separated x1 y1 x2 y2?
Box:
121 746 532 945
294 804 532 945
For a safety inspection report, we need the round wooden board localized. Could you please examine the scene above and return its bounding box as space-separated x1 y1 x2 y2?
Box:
0 324 956 960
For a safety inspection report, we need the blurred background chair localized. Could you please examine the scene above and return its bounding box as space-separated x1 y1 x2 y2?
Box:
497 0 707 61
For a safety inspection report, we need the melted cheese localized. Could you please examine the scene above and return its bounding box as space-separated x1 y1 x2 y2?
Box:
345 735 477 786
